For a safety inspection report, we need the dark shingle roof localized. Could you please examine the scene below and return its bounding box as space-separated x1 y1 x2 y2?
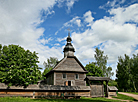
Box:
0 83 90 91
86 76 110 81
108 86 118 90
45 56 88 77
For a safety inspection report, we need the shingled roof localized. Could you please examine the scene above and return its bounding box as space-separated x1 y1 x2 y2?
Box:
108 86 118 91
86 76 110 81
45 56 88 77
0 83 90 91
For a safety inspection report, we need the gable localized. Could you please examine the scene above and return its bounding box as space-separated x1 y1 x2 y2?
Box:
54 56 87 72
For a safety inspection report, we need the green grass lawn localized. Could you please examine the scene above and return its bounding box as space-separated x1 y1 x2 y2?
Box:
0 96 121 102
112 93 136 101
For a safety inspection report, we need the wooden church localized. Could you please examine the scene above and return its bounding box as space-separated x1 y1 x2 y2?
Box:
0 31 111 98
45 32 88 86
44 31 111 97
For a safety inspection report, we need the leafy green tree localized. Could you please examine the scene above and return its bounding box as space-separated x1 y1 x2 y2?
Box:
0 44 7 82
94 47 114 77
131 54 138 92
106 66 114 78
0 44 42 87
116 54 136 92
85 62 103 77
42 57 58 79
108 80 117 87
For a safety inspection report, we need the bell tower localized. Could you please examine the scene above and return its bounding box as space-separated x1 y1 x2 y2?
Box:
63 29 75 57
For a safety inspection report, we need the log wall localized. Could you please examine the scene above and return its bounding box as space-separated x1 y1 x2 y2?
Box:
0 90 90 97
0 83 91 97
55 72 86 86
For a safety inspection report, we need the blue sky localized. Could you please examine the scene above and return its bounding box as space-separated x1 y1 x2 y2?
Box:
0 0 138 79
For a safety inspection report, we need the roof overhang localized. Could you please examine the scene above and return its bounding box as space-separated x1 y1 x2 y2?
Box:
86 76 111 81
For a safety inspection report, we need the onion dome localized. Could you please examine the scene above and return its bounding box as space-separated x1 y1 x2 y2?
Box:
63 31 75 57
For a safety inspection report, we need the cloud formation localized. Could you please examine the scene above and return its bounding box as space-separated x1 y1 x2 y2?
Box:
1 0 138 80
0 0 71 70
71 3 138 79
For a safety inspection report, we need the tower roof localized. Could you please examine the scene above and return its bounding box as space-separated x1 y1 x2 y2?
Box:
63 31 75 53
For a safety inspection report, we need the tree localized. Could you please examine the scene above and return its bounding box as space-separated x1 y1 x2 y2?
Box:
42 57 58 79
108 80 117 87
116 54 138 92
0 44 42 87
0 44 6 82
85 62 103 77
106 66 114 78
131 54 138 92
94 47 114 77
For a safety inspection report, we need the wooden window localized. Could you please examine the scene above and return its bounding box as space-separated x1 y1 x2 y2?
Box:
75 74 79 79
63 73 66 79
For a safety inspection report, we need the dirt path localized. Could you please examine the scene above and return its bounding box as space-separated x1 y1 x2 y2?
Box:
118 92 138 101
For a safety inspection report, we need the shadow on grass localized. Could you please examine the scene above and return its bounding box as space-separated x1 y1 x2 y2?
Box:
0 97 121 102
32 97 120 102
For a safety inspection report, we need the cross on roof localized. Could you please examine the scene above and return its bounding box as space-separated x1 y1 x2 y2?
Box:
67 28 71 37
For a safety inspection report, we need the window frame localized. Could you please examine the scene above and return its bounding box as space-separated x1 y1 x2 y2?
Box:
75 74 79 79
62 73 67 79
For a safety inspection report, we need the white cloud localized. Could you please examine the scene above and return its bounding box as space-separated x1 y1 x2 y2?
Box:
39 38 52 45
0 0 64 70
57 37 67 42
99 0 126 9
0 0 79 70
57 0 78 13
64 16 80 26
75 19 81 27
55 16 81 35
71 3 138 79
54 43 60 46
83 10 94 26
109 4 138 24
66 0 78 13
92 19 137 42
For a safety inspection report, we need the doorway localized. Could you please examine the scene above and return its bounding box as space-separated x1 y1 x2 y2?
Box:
68 81 71 86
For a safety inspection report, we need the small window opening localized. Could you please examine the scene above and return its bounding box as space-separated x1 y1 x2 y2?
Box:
75 74 79 79
63 73 66 79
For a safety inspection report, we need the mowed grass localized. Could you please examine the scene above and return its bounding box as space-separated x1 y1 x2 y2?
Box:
0 96 121 102
112 93 136 101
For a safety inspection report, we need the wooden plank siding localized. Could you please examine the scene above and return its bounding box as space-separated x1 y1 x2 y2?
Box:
55 72 86 86
90 84 104 97
0 83 91 97
0 90 90 97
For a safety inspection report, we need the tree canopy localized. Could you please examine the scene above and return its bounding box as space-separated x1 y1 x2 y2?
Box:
94 48 114 77
0 44 42 87
42 57 58 79
116 54 138 92
85 62 103 77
